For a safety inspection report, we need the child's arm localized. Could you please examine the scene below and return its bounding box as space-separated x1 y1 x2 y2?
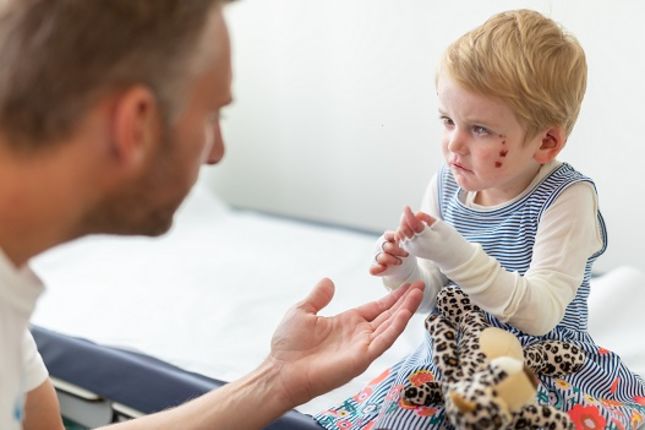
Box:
370 175 447 312
399 182 603 336
371 238 446 313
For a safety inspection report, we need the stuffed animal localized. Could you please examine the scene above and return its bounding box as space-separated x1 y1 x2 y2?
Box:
403 285 585 430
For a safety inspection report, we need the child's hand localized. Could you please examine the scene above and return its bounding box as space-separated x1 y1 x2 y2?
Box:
397 206 435 240
370 230 410 276
398 208 476 268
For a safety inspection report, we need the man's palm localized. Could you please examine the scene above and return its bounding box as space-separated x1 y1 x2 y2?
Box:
269 278 423 406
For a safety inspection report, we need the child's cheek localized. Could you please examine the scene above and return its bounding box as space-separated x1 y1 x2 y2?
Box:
493 135 508 169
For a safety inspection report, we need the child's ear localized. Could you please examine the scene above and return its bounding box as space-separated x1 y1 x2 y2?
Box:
533 126 566 164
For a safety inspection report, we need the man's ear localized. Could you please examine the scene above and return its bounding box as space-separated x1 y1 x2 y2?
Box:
533 126 566 164
110 86 160 170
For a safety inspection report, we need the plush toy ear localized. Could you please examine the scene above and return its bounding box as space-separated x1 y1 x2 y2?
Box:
490 358 538 413
449 392 476 413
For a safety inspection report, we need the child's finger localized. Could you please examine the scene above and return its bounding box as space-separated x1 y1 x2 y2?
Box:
398 213 414 238
416 211 436 226
382 240 409 258
404 206 425 233
383 230 398 242
383 232 408 255
397 226 414 241
370 264 386 275
375 252 402 267
397 223 413 239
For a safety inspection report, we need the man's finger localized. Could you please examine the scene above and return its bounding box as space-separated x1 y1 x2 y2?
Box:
368 309 413 359
356 283 410 321
374 283 423 333
369 281 423 328
367 288 423 359
299 278 335 314
357 281 423 322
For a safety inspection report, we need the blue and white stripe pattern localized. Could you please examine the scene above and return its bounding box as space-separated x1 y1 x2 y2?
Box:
437 162 607 336
315 162 645 430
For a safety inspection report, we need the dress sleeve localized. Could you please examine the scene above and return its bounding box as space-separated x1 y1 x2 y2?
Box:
400 181 604 335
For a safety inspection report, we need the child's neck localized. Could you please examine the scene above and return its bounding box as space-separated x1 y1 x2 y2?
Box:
471 162 557 207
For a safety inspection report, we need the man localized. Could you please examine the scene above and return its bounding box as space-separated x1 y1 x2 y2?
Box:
0 1 424 429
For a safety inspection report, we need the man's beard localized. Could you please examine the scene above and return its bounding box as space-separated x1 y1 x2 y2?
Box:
77 127 186 238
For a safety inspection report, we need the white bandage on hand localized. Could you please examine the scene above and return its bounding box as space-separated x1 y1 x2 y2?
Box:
399 220 478 271
375 234 451 312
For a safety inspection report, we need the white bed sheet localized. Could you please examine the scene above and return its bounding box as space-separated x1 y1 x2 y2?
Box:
31 184 644 415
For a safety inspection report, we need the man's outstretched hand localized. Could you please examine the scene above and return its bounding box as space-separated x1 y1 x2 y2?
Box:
97 280 423 430
267 279 424 407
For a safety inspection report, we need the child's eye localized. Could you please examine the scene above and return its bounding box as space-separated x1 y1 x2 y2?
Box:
439 116 454 128
472 125 490 136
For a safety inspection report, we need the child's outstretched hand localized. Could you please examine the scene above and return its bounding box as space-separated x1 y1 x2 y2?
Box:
397 206 435 240
370 230 409 276
398 206 475 267
370 207 436 277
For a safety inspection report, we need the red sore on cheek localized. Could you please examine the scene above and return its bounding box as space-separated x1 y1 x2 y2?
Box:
495 135 507 168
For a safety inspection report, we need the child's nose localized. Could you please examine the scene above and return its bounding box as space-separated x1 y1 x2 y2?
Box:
447 129 468 154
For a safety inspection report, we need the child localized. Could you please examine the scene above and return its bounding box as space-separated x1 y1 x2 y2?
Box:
315 9 645 430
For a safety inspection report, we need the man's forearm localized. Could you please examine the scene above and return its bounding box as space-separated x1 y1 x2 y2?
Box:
100 360 292 430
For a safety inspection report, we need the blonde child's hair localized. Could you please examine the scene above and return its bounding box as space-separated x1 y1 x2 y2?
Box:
440 9 587 140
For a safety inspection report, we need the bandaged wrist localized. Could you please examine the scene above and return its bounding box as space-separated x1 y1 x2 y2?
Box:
381 257 419 289
400 220 478 270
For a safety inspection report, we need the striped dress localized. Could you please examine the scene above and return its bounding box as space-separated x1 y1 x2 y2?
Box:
315 163 645 430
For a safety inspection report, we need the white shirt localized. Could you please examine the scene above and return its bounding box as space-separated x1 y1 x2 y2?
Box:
0 249 48 430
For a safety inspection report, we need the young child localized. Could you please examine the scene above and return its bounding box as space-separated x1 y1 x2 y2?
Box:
315 9 645 430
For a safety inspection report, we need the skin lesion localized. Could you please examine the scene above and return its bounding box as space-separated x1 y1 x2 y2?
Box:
495 136 508 167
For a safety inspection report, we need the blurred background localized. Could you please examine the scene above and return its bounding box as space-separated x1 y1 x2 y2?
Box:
204 0 645 273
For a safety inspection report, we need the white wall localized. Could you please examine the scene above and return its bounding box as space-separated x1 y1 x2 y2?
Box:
204 0 645 273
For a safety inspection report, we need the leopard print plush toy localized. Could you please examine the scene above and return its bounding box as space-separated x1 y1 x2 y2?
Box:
404 285 585 430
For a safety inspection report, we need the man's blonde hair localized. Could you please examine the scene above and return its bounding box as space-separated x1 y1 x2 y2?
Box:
0 0 229 150
441 9 587 140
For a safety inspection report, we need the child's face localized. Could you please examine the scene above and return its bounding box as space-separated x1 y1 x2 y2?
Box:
437 73 545 206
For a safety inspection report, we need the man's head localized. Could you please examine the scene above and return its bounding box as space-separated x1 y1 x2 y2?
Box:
439 9 587 141
0 0 230 149
0 0 233 238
